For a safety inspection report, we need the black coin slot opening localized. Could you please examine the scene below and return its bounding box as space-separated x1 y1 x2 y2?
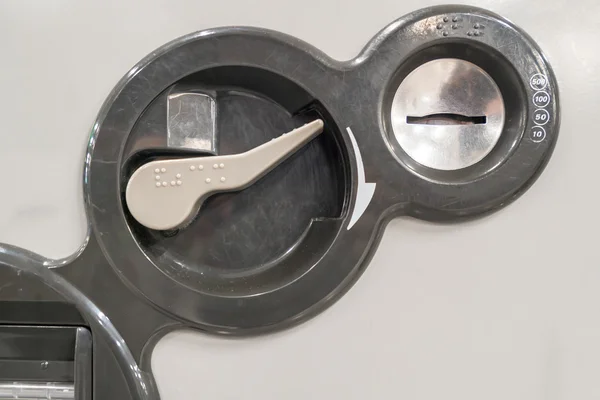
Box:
407 113 486 126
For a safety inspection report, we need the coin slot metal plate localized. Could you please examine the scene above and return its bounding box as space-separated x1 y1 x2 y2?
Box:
391 58 505 171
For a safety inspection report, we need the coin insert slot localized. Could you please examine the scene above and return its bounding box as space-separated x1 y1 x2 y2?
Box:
406 113 487 126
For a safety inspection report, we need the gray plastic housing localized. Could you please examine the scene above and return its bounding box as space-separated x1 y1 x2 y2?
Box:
0 6 558 400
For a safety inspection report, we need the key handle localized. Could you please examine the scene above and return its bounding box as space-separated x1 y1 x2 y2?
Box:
126 120 324 230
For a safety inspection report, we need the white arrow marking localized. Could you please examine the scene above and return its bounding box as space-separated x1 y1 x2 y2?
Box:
346 127 376 230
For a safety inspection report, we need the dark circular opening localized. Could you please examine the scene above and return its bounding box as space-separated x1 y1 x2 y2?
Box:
382 40 528 184
120 66 348 296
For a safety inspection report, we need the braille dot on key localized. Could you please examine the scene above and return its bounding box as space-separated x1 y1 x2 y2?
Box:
176 173 181 179
220 177 226 182
177 180 182 186
155 182 161 187
213 164 218 169
170 181 176 186
190 166 196 171
219 163 225 169
154 168 160 174
205 178 211 183
155 175 160 180
198 165 204 170
161 168 166 173
162 182 168 187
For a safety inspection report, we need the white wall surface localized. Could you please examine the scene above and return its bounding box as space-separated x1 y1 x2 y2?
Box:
1 0 599 399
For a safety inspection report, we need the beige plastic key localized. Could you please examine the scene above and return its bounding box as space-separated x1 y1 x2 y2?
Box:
126 119 324 230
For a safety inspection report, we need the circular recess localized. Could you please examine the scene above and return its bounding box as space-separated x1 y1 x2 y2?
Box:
390 58 505 171
383 41 530 184
122 66 348 297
